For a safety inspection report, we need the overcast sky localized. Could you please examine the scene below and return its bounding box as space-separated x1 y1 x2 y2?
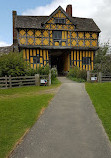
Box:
0 0 111 46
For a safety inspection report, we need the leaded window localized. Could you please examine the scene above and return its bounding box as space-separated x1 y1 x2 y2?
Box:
55 18 66 24
53 31 62 40
82 57 91 65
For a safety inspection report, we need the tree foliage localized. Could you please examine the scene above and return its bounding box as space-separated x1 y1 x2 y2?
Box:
94 43 111 73
0 52 28 77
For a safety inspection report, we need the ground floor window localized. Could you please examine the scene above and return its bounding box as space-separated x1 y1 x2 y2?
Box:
82 57 91 65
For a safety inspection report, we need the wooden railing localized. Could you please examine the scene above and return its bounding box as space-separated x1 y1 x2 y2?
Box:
0 73 51 89
102 74 111 82
87 71 111 82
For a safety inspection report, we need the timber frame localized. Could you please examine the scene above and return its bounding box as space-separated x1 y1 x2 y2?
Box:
13 4 101 74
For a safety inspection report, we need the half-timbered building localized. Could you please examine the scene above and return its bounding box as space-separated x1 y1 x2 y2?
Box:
13 5 101 74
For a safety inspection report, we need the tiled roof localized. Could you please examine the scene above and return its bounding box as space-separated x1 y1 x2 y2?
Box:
71 17 100 32
15 15 100 32
0 45 13 55
15 16 48 29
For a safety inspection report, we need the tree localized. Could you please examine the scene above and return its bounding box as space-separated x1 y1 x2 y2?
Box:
94 43 111 74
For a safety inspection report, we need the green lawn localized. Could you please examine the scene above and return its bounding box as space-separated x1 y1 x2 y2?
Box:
85 82 111 141
0 81 61 158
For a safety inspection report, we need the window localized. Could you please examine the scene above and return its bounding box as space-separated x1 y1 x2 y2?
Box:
33 55 40 64
82 57 91 65
55 18 66 24
53 31 62 40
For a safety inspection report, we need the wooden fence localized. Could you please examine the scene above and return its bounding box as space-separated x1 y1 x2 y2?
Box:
0 73 51 89
101 74 111 82
87 71 111 82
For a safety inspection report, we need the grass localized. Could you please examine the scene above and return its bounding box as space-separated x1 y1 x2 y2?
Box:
68 76 86 82
85 82 111 141
0 80 61 158
51 78 61 84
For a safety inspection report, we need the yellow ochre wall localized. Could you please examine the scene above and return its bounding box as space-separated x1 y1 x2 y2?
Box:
23 49 49 69
23 48 94 71
70 50 94 71
18 29 98 48
18 10 98 48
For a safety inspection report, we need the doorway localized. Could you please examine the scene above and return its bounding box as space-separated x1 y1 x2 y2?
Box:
49 50 70 76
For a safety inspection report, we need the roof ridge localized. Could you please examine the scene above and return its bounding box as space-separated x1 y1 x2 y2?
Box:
72 16 93 20
17 15 49 17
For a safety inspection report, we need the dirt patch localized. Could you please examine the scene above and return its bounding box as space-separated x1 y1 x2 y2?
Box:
39 87 60 94
0 87 60 100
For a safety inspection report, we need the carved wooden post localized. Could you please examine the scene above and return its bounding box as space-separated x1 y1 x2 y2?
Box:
87 71 90 82
48 70 51 86
9 75 12 88
35 74 40 86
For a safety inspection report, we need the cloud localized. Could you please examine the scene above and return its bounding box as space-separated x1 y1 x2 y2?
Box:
0 41 11 47
22 0 102 17
93 0 111 45
22 0 111 45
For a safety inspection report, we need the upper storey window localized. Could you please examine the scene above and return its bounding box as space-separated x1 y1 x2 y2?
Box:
55 18 66 24
53 31 62 40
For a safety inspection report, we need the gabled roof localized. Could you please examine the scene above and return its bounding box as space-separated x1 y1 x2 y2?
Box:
15 6 101 32
42 6 76 26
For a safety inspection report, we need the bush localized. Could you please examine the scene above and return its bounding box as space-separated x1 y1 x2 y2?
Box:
51 67 58 80
67 66 87 82
37 65 49 75
67 66 78 78
77 69 87 80
0 52 28 77
25 67 38 76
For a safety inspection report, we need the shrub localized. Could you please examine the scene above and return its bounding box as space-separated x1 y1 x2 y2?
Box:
67 66 87 81
51 67 58 80
0 52 28 77
25 67 38 76
67 66 78 78
37 65 50 75
0 52 50 77
77 69 87 80
25 65 50 76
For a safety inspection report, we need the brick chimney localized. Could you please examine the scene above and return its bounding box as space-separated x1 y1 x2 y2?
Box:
66 5 72 17
12 10 18 52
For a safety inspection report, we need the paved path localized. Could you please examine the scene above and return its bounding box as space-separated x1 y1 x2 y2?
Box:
10 77 111 158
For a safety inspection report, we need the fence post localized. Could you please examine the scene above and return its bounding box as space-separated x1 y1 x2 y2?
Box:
9 75 12 88
48 70 51 86
5 75 8 88
98 72 102 83
87 71 90 82
35 74 40 86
